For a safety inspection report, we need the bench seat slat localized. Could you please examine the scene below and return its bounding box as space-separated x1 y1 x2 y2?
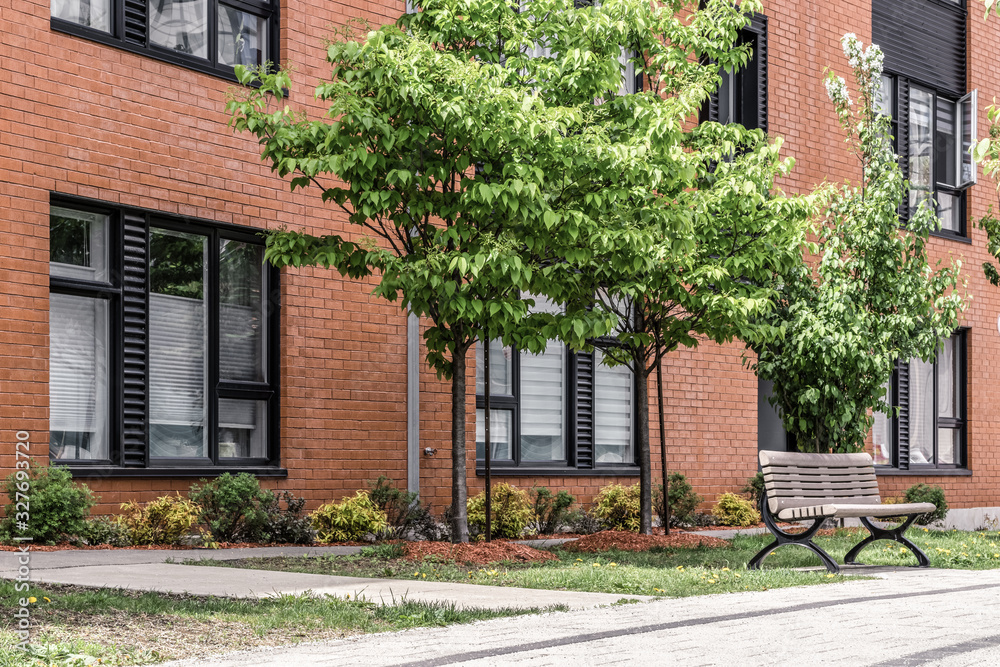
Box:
765 467 876 478
759 451 874 467
769 488 880 499
765 480 881 492
776 502 937 521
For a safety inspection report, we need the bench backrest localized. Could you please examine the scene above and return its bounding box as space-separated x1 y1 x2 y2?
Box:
758 450 881 516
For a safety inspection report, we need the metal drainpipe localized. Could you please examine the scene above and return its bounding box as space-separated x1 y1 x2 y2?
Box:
407 311 420 496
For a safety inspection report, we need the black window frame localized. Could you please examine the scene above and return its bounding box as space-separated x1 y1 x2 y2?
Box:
699 12 768 132
874 330 968 474
475 341 638 476
49 194 284 478
50 0 279 83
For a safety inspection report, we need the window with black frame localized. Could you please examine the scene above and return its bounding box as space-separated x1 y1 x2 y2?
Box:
49 200 279 471
474 296 635 471
51 0 276 78
700 13 768 132
873 0 975 237
872 332 966 470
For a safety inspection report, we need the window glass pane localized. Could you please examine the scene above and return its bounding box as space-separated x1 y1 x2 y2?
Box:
936 98 957 187
219 239 265 382
218 398 267 458
908 357 935 464
150 0 208 59
937 191 961 232
218 6 268 67
475 340 513 396
872 378 892 466
476 409 512 460
51 0 111 32
909 87 934 214
520 344 565 461
49 294 109 461
149 229 208 458
938 428 959 465
50 207 108 282
594 350 633 464
619 48 636 96
961 93 975 185
937 337 958 419
718 68 735 125
876 75 894 116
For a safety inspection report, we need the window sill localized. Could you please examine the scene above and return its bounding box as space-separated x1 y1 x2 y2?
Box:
929 229 972 244
66 466 288 478
875 467 972 476
476 466 640 477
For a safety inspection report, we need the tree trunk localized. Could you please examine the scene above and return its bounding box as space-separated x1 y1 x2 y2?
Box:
450 343 470 543
636 358 653 535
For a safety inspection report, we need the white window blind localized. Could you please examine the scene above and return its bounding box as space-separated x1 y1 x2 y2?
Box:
594 350 633 463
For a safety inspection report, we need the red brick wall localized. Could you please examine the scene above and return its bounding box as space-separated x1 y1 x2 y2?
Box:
2 0 999 520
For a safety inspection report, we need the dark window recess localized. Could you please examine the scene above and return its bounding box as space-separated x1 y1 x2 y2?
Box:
51 0 278 81
700 13 767 132
873 332 966 470
49 196 280 472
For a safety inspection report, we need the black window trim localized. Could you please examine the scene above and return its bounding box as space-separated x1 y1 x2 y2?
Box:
50 0 279 84
49 192 282 476
874 329 967 473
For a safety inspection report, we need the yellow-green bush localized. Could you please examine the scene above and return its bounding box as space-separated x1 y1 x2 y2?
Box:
311 491 388 543
711 492 761 527
117 494 201 545
594 483 641 532
467 483 533 539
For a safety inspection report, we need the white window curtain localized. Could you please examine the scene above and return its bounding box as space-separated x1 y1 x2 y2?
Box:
519 295 565 461
908 357 935 464
149 294 208 457
872 379 892 465
49 293 109 460
594 350 633 463
476 408 513 460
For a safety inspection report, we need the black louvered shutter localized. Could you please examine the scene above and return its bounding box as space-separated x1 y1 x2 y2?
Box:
895 361 910 470
873 0 966 96
574 352 595 468
124 0 147 46
699 13 767 131
121 213 148 467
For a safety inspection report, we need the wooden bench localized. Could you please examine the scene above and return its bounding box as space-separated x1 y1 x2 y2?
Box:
748 450 937 573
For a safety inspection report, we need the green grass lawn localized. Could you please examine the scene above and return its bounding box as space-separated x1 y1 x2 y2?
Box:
189 527 1000 600
0 581 562 667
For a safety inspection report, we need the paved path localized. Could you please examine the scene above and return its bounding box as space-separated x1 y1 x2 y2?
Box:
158 567 1000 667
0 546 651 611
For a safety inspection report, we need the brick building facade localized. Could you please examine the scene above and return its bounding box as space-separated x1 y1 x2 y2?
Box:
1 0 997 523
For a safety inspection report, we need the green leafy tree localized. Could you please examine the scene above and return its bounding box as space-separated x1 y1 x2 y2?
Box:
752 35 965 454
228 0 812 538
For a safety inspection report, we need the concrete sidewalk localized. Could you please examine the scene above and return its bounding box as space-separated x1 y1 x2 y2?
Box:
0 546 652 611
158 567 1000 667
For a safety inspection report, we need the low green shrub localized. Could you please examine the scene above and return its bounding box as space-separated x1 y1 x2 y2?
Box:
360 542 405 559
189 473 272 543
260 491 314 544
529 487 575 535
904 483 949 525
0 462 95 545
564 508 604 534
653 473 703 527
83 516 132 547
118 494 201 545
311 491 388 543
368 475 440 540
741 472 766 506
467 483 534 539
593 483 641 532
711 492 761 527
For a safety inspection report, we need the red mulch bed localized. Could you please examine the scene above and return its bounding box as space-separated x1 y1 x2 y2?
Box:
403 540 559 566
563 530 730 552
0 541 355 552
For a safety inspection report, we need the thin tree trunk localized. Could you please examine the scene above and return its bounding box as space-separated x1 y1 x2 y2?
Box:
655 343 669 535
450 343 470 543
636 359 652 535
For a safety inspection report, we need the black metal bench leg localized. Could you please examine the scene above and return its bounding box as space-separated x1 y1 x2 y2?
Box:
748 493 840 573
844 515 930 567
